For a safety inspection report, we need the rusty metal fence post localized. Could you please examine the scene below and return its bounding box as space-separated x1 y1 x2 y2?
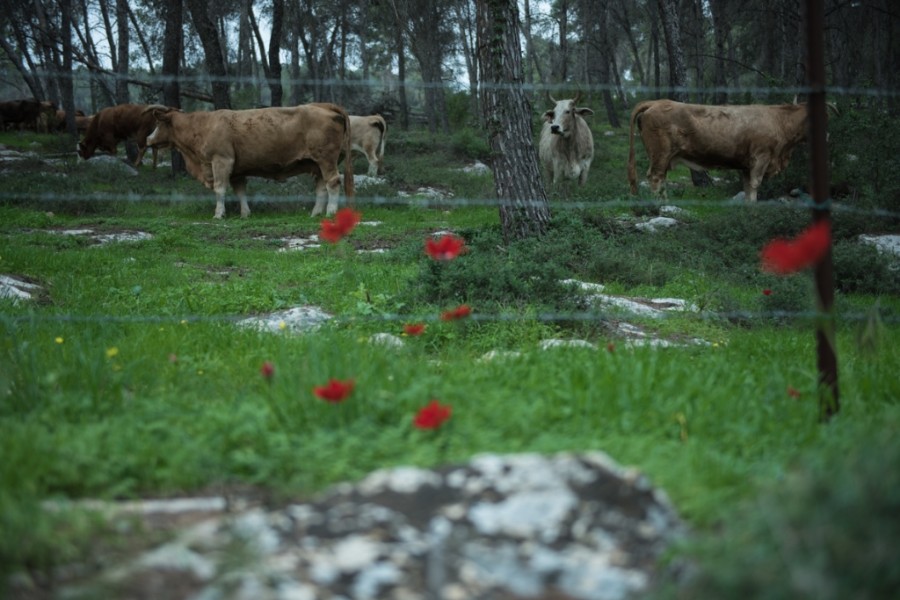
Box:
805 0 839 420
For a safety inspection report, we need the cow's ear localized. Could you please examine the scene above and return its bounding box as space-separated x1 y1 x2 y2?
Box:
577 108 594 117
153 109 172 123
542 110 554 122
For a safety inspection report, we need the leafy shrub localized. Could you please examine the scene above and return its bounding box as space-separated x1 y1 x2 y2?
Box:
651 427 900 600
833 240 900 294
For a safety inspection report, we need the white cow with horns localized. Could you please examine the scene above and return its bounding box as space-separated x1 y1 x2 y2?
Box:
539 93 595 187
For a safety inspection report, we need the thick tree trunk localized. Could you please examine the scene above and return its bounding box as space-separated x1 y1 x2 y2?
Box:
115 0 130 103
476 0 550 242
186 0 231 109
60 0 77 137
268 0 284 106
709 0 729 104
162 0 185 173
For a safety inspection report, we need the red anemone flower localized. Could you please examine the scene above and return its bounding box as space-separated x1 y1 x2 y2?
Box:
403 323 427 336
413 400 452 430
425 234 467 261
760 221 831 275
313 378 355 403
440 304 472 321
320 208 362 243
260 361 275 380
762 289 772 296
787 385 802 399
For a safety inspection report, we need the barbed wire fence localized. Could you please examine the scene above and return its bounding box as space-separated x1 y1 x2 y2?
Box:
4 7 900 419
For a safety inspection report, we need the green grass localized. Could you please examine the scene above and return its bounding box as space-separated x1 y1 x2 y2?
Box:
1 114 899 590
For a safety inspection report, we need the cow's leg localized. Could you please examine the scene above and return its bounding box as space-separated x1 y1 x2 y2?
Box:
744 161 768 202
311 176 328 217
133 145 146 167
151 146 159 169
647 165 668 199
324 170 342 216
232 176 251 218
578 159 592 186
365 149 378 177
211 156 234 219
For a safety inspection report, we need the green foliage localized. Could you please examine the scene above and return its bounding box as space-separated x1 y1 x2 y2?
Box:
832 239 900 294
651 419 900 600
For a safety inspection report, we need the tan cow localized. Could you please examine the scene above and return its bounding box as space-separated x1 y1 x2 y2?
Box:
628 100 824 201
78 103 166 167
349 114 387 177
144 103 354 219
539 94 595 187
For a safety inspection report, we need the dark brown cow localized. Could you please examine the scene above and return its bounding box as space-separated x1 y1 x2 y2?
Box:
0 99 56 131
78 103 166 167
144 103 354 219
349 114 387 176
628 100 828 201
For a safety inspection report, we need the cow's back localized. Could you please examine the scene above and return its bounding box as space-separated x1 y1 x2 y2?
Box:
192 106 347 170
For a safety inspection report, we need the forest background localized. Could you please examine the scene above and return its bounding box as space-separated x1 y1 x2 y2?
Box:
2 0 897 134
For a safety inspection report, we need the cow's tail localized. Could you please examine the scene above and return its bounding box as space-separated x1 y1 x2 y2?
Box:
374 115 387 159
339 107 355 205
628 102 651 195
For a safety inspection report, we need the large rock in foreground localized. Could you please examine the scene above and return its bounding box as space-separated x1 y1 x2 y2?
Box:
57 452 684 600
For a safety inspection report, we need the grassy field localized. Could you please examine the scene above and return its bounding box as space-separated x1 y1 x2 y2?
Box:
1 109 899 592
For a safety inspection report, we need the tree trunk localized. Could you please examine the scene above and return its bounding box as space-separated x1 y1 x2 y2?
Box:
613 0 645 87
556 0 569 83
288 0 303 104
60 0 77 138
268 0 284 106
127 4 156 75
186 0 231 109
657 0 686 102
709 0 729 104
476 0 550 243
658 0 709 187
162 0 185 174
115 0 130 103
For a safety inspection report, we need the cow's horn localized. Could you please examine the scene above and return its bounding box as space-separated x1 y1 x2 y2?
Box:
142 104 169 114
573 91 581 105
548 91 557 104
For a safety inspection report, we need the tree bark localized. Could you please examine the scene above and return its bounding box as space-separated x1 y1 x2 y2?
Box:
115 0 130 103
162 0 185 173
186 0 231 109
709 0 729 104
476 0 550 242
60 0 77 137
268 0 284 106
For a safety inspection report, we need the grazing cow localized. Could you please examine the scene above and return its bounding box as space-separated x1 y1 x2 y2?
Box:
144 103 354 219
53 109 89 132
78 103 165 167
0 98 55 131
628 100 828 201
349 114 387 176
538 94 595 187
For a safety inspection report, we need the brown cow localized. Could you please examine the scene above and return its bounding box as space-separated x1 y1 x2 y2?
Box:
349 114 387 176
538 94 595 187
144 103 354 219
628 100 824 201
53 109 89 132
0 98 56 131
78 103 165 167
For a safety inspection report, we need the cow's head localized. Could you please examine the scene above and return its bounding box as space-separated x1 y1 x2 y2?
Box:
543 93 594 138
144 105 179 147
77 139 93 160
